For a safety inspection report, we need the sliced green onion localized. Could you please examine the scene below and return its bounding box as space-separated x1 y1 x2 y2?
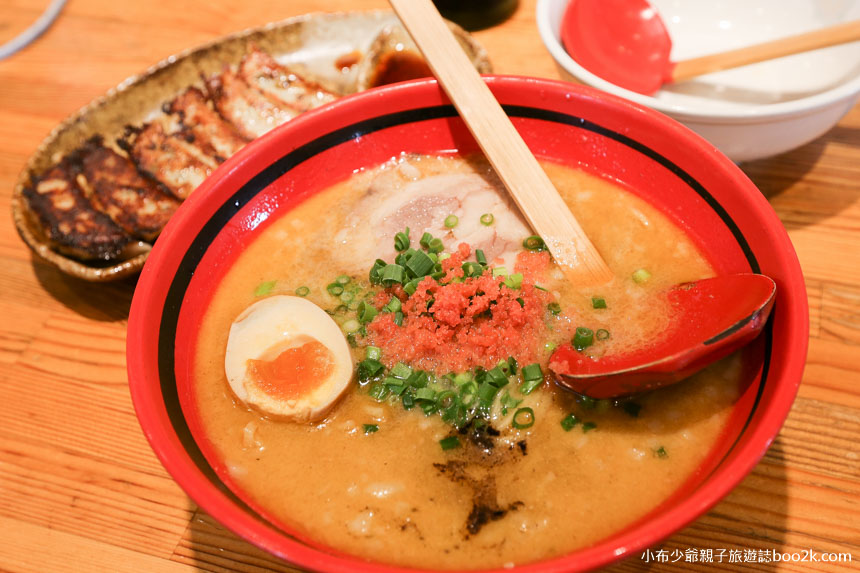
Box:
406 370 429 388
596 328 611 341
573 327 594 351
492 266 507 277
632 268 652 284
393 310 404 326
390 362 413 380
459 380 478 406
381 264 406 286
475 249 487 266
294 286 310 297
369 259 387 285
444 214 459 228
339 291 355 303
357 358 384 381
419 232 433 249
480 213 494 226
504 273 523 290
544 341 557 353
428 237 444 254
326 283 344 296
401 392 415 409
415 387 436 401
357 300 378 324
499 391 522 414
578 395 597 409
336 275 351 285
438 252 451 261
591 296 607 309
363 424 379 434
454 371 473 386
254 280 276 296
394 229 410 252
403 278 421 295
383 297 402 313
560 413 579 431
341 319 360 334
462 261 483 278
520 363 543 395
365 346 382 361
582 421 597 432
512 407 535 429
485 366 509 388
477 381 500 407
405 249 434 277
534 284 549 292
368 382 389 400
522 235 546 251
654 446 668 458
439 436 461 450
547 302 562 315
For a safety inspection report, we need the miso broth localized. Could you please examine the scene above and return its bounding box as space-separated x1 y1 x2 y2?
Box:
193 155 739 569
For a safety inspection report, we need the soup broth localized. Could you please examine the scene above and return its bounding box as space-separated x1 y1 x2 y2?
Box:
193 155 740 569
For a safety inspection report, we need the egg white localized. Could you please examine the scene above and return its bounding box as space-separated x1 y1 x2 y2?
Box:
225 295 353 422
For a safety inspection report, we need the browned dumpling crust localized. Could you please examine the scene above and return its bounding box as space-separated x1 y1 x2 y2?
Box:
121 122 218 200
75 138 180 241
22 160 133 261
166 87 248 161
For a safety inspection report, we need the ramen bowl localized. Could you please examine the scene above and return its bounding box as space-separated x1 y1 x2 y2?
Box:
127 76 808 572
537 0 860 162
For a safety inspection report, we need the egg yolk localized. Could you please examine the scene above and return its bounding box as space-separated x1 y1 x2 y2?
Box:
247 340 335 400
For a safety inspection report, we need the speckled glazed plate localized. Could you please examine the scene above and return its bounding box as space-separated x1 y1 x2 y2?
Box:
11 10 490 282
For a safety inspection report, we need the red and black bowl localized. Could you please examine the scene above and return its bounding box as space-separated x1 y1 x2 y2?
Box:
127 76 808 572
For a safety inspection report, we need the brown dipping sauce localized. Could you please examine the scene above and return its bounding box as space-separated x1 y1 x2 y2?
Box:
369 51 433 87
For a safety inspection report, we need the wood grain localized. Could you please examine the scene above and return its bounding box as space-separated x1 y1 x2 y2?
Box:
0 0 858 571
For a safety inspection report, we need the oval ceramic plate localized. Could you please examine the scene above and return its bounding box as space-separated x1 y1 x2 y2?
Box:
11 10 490 282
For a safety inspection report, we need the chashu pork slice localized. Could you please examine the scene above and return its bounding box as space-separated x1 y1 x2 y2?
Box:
22 160 134 261
205 67 303 140
237 47 338 113
75 138 180 242
121 121 218 200
166 87 248 161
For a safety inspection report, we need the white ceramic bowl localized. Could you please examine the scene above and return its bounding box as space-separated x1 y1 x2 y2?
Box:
537 0 860 162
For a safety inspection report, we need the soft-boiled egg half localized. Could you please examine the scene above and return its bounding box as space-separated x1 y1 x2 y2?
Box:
225 295 353 422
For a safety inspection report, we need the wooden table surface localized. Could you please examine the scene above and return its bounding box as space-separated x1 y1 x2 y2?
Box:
1 1 858 571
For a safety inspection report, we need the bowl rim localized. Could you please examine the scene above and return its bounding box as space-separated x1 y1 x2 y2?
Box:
127 75 809 573
536 0 860 120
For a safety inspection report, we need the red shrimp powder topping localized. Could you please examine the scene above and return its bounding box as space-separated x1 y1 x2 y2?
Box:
366 244 551 373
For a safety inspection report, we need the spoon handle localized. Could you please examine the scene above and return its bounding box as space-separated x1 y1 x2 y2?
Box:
672 19 860 83
389 0 613 284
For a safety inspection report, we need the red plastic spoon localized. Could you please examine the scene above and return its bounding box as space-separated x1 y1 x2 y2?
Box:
561 0 860 95
549 274 776 398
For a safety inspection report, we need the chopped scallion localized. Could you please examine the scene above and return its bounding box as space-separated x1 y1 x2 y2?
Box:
444 214 459 228
363 424 379 434
560 413 579 431
294 286 310 297
520 363 543 395
365 346 382 361
592 296 607 309
512 407 535 429
336 275 351 285
522 235 546 252
358 358 384 381
428 237 444 254
394 229 410 252
405 249 434 277
390 362 413 380
632 268 652 284
654 446 668 458
419 232 433 249
254 280 276 296
439 436 461 450
582 421 597 432
547 302 561 315
480 213 494 226
596 328 611 341
383 297 402 313
381 263 406 286
462 261 483 278
339 291 354 303
357 301 378 324
504 273 523 289
492 266 507 277
475 249 487 266
573 327 594 351
326 283 344 296
341 319 360 334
